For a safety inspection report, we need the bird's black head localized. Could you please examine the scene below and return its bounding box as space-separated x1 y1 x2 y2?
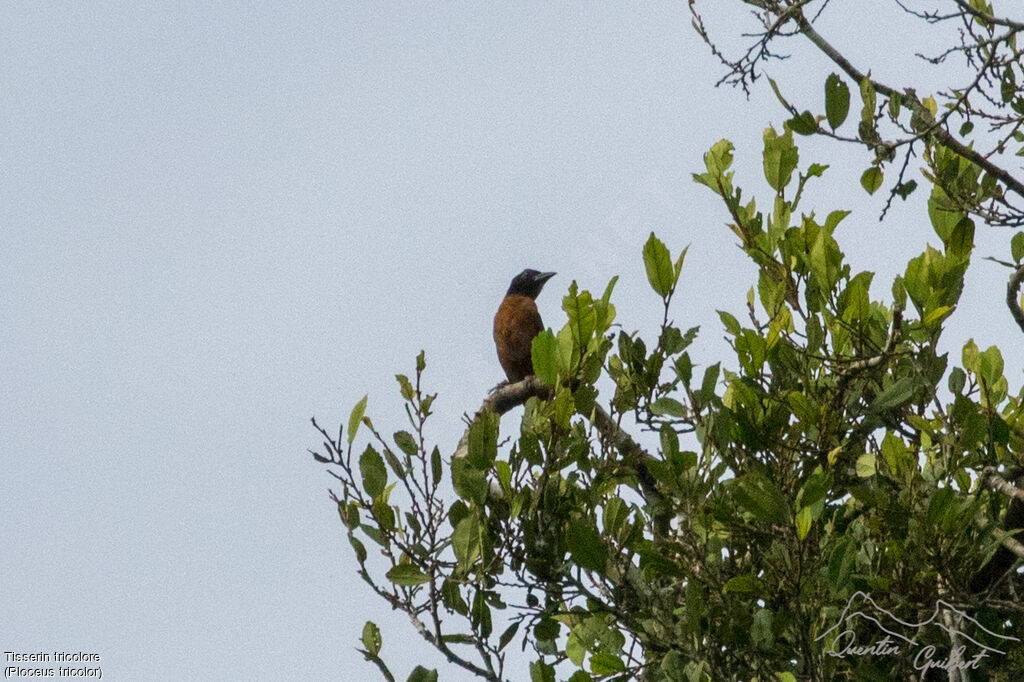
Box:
506 269 556 299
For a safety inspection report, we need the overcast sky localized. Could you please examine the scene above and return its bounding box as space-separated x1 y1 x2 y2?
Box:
3 2 1021 680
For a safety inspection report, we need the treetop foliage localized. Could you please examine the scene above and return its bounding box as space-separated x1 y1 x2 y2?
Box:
313 2 1024 680
313 124 1024 679
690 0 1024 228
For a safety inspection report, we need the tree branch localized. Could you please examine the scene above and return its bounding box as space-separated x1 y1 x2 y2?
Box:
1007 264 1024 334
981 466 1024 505
790 9 1024 203
453 377 552 466
951 0 1024 31
970 468 1024 592
453 378 669 533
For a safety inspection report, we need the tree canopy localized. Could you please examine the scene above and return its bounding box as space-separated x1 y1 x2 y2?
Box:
313 2 1024 680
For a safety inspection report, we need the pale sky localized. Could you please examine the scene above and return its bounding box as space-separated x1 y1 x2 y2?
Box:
2 2 1021 680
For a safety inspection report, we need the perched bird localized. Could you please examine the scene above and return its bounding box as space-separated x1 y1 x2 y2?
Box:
493 269 556 383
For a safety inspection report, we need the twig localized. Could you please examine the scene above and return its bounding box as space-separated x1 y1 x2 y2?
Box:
790 10 1024 202
1007 264 1024 334
981 467 1024 505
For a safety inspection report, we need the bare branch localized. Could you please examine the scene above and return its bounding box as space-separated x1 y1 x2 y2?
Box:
951 0 1024 31
1007 264 1024 334
982 467 1024 505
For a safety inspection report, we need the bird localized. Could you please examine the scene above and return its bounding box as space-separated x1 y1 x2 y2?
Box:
493 269 556 383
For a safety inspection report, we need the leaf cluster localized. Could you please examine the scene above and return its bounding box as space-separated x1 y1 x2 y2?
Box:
312 129 1024 680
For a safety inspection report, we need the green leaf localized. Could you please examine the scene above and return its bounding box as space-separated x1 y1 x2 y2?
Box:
467 412 498 469
643 232 675 297
394 430 418 456
724 575 757 593
888 92 902 119
601 275 619 305
895 180 917 199
767 76 790 110
734 474 790 525
382 448 405 480
406 666 438 682
650 397 687 417
825 73 850 129
590 652 626 675
859 77 876 123
495 460 511 494
660 652 685 681
700 363 720 402
923 305 954 327
530 661 556 682
431 446 442 485
860 167 883 195
441 579 468 615
980 345 1004 386
563 283 597 348
798 469 829 508
948 367 966 394
856 453 876 478
693 139 736 196
928 186 965 240
386 563 430 586
922 95 937 116
796 505 812 540
556 325 577 378
705 138 735 174
881 432 911 480
566 519 608 572
829 538 856 591
787 391 816 423
451 456 488 503
395 374 414 401
531 329 559 385
962 338 980 373
787 111 817 136
751 609 774 646
763 126 799 192
361 523 385 547
718 310 741 336
927 488 955 526
359 446 387 498
604 497 629 537
659 424 681 464
1002 65 1016 103
498 622 520 652
946 217 974 258
869 377 916 412
373 496 395 531
453 514 481 571
674 245 689 281
535 617 560 641
348 394 368 445
349 535 367 563
339 501 360 530
824 209 850 232
1012 232 1024 263
361 621 382 656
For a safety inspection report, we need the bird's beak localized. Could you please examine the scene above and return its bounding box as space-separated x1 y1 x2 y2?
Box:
536 271 556 284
